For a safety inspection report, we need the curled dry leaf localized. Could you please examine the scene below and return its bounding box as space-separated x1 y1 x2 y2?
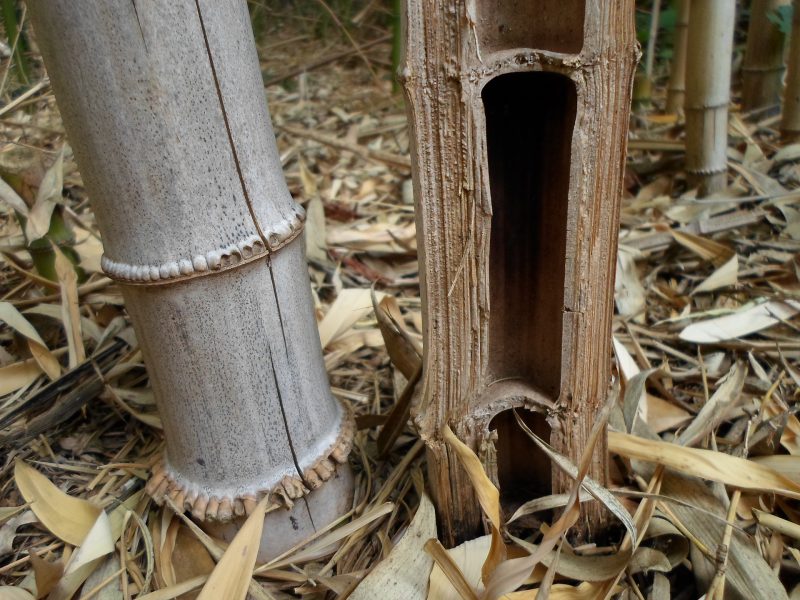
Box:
442 425 506 585
0 301 60 380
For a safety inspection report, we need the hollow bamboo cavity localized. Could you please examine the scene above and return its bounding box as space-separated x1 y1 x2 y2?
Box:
783 0 800 140
742 0 788 112
402 0 637 545
666 0 690 115
685 0 736 196
28 0 353 554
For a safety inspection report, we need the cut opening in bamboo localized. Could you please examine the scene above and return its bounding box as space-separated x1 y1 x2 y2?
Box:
489 409 551 509
483 71 576 400
474 0 585 54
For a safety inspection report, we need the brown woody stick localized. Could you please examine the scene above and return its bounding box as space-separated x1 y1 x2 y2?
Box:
403 0 638 544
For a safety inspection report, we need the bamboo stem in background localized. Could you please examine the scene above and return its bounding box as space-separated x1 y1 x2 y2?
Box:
27 0 354 559
742 0 788 112
685 0 736 196
666 0 690 115
634 0 662 109
403 0 637 545
783 0 800 139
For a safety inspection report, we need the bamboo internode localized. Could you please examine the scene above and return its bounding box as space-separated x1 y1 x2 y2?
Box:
685 0 736 195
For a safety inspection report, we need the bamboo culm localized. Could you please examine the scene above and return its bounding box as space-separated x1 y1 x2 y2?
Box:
783 0 800 139
403 0 638 545
27 0 354 558
685 0 736 196
666 0 690 115
742 0 788 112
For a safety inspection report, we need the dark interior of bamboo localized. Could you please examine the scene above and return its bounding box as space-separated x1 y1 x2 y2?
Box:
489 408 552 506
483 71 577 401
475 0 585 54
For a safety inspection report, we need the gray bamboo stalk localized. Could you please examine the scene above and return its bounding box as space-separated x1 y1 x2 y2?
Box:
27 0 354 557
742 0 789 112
685 0 736 195
782 0 800 139
666 0 690 114
403 0 637 545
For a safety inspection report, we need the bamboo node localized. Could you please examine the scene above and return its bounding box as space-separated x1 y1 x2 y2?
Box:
144 398 355 522
101 205 306 285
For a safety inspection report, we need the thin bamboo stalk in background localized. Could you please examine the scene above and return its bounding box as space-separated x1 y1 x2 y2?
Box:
783 0 800 139
634 0 662 109
27 0 354 559
666 0 690 115
742 0 789 112
685 0 736 196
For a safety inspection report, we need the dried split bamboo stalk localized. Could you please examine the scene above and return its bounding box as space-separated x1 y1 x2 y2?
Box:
666 0 690 115
742 0 788 112
28 0 353 556
403 1 637 544
685 0 736 196
782 0 800 140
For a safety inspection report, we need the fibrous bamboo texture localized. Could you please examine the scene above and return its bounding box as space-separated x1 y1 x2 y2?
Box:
685 0 736 195
666 0 690 114
28 0 353 553
783 0 800 139
743 0 788 112
403 0 637 545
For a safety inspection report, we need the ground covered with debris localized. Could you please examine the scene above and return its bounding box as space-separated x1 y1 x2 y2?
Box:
1 5 800 599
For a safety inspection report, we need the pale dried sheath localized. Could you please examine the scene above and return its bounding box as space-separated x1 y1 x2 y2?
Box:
28 0 353 556
666 0 690 115
403 0 637 545
782 0 800 140
742 0 788 112
685 0 736 195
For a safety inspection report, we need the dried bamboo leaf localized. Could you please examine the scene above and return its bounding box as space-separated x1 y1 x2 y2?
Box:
609 431 800 498
0 587 35 600
424 538 480 600
679 299 800 343
14 460 101 546
442 425 506 584
0 301 60 380
676 361 747 446
53 244 84 367
197 496 269 600
428 536 490 600
350 494 435 600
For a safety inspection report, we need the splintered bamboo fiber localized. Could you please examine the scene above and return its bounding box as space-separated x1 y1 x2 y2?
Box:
685 0 736 195
403 0 638 545
666 0 690 115
742 0 788 112
783 0 800 139
27 0 353 555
